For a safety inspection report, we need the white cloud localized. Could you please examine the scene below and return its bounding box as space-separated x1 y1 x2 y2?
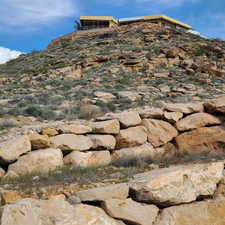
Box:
0 47 22 64
0 0 79 29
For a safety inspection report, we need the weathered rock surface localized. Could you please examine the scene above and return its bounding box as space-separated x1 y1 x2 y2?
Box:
91 119 120 134
0 135 31 163
155 198 225 225
63 150 111 167
204 95 225 114
115 111 142 128
102 198 159 225
88 134 116 150
142 119 178 147
116 126 147 148
163 102 204 114
50 134 93 151
129 162 224 206
75 183 129 202
176 113 221 131
59 123 92 134
175 126 225 154
7 148 63 176
138 107 164 119
41 128 59 136
29 133 51 150
163 111 183 123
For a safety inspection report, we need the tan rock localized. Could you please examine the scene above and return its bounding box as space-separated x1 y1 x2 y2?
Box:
155 198 225 225
175 126 225 154
88 134 116 150
50 134 93 151
0 168 5 178
154 143 177 160
48 194 66 201
138 107 164 119
204 95 225 113
91 119 120 134
1 191 22 205
116 111 142 128
0 135 31 163
41 128 59 136
142 119 178 147
129 162 224 206
163 111 183 123
166 47 180 58
75 183 129 202
102 198 159 225
7 148 63 176
59 123 92 134
63 151 111 167
163 102 204 114
116 126 147 148
176 112 221 131
118 91 141 101
29 133 51 150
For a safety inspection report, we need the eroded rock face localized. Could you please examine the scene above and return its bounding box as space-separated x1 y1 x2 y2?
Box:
176 113 221 131
155 198 225 225
88 134 116 150
204 95 225 114
75 183 129 202
102 198 159 225
50 134 93 151
116 126 147 148
63 150 111 167
0 135 31 163
91 120 120 134
7 148 63 176
142 119 178 147
175 126 225 154
129 162 224 206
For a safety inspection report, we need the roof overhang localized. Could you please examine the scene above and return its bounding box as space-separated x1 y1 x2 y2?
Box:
80 16 118 24
144 14 192 29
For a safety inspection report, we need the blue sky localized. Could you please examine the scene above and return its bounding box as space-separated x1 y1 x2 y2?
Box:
0 0 225 63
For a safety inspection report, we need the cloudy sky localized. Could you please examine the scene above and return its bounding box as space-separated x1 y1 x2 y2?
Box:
0 0 225 63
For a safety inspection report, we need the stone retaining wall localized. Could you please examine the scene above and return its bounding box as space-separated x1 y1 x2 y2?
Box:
0 96 225 178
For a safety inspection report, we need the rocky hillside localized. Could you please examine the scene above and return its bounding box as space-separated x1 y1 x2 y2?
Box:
0 23 225 122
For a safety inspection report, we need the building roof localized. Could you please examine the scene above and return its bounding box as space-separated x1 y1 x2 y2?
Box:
80 16 118 24
144 14 192 29
119 16 144 22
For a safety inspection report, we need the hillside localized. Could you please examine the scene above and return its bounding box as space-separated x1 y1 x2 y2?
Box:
0 23 225 122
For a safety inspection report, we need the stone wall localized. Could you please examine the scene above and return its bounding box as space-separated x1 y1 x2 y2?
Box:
0 96 225 178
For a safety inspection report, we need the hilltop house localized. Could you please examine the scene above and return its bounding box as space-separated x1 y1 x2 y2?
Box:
79 14 192 31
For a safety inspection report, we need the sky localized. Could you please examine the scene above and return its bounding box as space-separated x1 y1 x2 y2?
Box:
0 0 225 64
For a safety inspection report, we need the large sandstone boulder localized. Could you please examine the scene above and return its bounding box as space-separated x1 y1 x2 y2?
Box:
7 148 63 176
115 111 142 128
29 133 51 150
155 198 225 225
63 150 111 167
163 102 204 114
0 136 31 163
116 126 147 148
88 134 116 150
129 162 224 206
204 95 225 113
75 183 129 202
138 107 164 119
176 113 221 131
0 198 124 225
175 126 225 154
91 119 120 134
50 134 93 151
59 123 92 134
102 198 159 225
142 119 178 147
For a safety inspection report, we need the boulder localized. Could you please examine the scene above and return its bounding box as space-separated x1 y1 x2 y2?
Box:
129 162 224 206
0 135 31 163
142 119 178 147
102 198 159 225
175 126 225 154
41 128 59 136
163 112 183 123
88 134 116 150
138 107 164 119
1 191 22 205
50 134 93 151
204 95 225 113
155 198 225 225
176 112 221 131
59 123 92 134
91 119 120 134
7 148 63 176
163 102 204 114
63 150 111 167
116 126 147 148
29 133 51 150
75 183 129 202
116 111 142 128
